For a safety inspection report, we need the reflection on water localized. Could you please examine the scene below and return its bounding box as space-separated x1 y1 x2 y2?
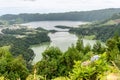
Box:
48 32 78 51
31 32 96 64
24 21 95 64
31 43 50 64
31 32 78 64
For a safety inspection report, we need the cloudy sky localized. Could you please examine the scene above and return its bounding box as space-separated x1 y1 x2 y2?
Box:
0 0 120 15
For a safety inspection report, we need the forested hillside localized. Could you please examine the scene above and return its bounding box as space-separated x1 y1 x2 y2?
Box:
69 13 120 42
1 8 120 24
0 28 50 68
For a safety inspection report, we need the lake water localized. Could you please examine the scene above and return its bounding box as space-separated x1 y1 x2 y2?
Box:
23 21 96 64
22 21 88 31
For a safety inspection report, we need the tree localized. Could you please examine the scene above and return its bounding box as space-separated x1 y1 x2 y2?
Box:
57 45 83 76
92 41 105 54
84 43 91 54
106 37 120 68
76 38 84 52
0 47 29 80
36 47 62 79
42 47 62 60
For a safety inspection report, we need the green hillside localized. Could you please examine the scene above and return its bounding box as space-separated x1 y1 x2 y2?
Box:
69 13 120 42
1 8 120 24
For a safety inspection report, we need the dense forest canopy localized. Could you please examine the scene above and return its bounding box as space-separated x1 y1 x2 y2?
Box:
1 8 120 24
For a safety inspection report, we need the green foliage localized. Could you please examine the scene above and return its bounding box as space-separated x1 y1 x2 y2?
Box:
76 38 84 52
0 35 120 79
35 36 120 79
58 45 83 76
0 47 29 80
0 76 9 80
84 44 91 54
0 31 50 63
2 28 29 35
52 77 69 80
15 18 24 24
82 51 93 61
26 74 45 80
35 42 85 79
106 37 120 68
0 34 16 46
106 38 119 61
42 47 62 60
0 27 50 79
92 41 105 54
36 47 62 79
76 38 92 55
10 38 34 62
36 27 48 32
69 54 110 80
84 35 96 40
110 13 120 20
70 18 120 42
35 39 88 79
25 32 50 45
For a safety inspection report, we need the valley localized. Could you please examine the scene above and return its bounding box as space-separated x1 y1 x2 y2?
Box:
0 8 120 80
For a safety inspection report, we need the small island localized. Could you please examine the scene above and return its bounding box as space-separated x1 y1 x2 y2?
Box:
55 25 72 29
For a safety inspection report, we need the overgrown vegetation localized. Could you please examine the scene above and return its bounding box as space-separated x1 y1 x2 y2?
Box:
0 46 29 80
0 35 120 80
0 28 50 64
31 36 120 80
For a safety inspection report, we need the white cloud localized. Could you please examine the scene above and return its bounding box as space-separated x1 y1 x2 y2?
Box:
0 0 120 15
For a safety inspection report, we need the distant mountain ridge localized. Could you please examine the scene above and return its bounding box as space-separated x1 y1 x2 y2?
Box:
1 8 120 24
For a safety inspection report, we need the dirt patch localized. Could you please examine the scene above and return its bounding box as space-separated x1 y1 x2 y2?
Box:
106 73 120 80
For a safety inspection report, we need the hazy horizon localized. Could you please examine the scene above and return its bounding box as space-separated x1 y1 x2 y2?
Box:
0 0 120 15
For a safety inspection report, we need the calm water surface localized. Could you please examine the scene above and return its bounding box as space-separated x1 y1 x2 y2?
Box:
22 21 87 31
23 21 95 64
